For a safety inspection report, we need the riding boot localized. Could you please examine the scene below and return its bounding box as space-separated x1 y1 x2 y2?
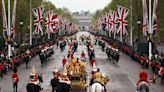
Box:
104 86 107 92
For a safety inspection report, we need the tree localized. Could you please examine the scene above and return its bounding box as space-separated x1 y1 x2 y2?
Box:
92 0 164 42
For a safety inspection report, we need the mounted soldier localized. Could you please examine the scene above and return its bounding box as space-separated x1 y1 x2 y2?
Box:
51 69 60 92
90 65 110 92
57 72 71 92
26 66 41 92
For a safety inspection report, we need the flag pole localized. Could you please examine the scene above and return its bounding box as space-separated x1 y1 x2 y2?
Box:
48 2 50 39
8 0 11 58
30 0 32 45
130 0 133 46
148 0 152 61
120 27 123 42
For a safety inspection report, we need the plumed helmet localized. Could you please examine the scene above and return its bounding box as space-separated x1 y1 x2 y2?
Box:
102 73 107 77
53 69 58 73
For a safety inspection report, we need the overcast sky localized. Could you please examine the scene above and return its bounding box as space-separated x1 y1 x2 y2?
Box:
46 0 112 13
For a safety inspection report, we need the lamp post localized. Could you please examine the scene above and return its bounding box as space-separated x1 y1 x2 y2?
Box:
137 20 141 38
30 0 32 46
20 17 24 46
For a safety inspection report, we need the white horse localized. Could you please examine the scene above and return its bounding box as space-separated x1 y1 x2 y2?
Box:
91 82 105 92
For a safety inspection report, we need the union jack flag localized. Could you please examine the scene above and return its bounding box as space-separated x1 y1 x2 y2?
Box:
52 14 60 33
110 11 118 33
61 19 67 31
98 16 102 31
102 15 107 31
2 0 8 39
45 11 53 33
106 13 111 32
11 0 17 39
142 0 149 36
33 6 44 34
117 5 129 35
152 0 158 35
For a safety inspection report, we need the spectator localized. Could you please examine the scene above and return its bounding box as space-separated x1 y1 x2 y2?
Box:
0 61 3 77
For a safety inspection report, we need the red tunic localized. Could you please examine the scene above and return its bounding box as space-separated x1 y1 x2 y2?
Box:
13 57 17 64
70 53 74 59
12 73 19 83
81 52 85 58
136 70 149 86
91 58 96 67
62 58 67 66
0 64 3 71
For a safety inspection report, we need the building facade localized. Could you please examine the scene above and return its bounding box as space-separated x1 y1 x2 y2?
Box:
73 10 93 31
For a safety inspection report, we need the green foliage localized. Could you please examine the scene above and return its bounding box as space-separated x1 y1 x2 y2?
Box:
0 0 76 44
92 0 164 42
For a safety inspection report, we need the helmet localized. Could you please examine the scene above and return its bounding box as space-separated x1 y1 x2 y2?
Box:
63 72 67 76
53 69 58 73
92 68 97 72
102 73 107 77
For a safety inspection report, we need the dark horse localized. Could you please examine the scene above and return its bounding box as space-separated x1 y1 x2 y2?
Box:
50 78 70 92
50 77 59 92
26 83 41 92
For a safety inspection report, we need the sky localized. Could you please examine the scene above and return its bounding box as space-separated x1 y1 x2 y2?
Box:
46 0 112 13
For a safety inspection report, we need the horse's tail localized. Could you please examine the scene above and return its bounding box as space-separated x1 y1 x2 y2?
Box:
91 83 102 92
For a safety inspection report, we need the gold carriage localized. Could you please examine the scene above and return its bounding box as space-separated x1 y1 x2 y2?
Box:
64 57 87 89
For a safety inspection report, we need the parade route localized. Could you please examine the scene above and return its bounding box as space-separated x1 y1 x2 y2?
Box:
0 32 163 92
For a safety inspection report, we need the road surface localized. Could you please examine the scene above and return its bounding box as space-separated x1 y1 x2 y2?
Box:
0 31 163 92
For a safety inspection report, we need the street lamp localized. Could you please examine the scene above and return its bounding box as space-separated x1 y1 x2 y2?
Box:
20 17 24 46
137 20 141 39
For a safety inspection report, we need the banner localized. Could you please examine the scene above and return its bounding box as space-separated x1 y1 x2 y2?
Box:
45 11 53 33
117 5 129 35
11 0 17 39
152 0 158 35
2 0 8 39
111 11 118 33
142 0 149 36
33 6 44 34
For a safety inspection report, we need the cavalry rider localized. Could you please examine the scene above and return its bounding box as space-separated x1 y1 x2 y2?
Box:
51 69 60 92
58 72 71 92
74 58 81 74
26 66 41 92
136 67 150 91
90 68 109 92
52 68 61 78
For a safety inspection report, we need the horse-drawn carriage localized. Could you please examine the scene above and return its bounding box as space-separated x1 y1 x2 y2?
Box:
64 57 88 90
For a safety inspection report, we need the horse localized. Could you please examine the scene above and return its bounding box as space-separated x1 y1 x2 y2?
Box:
50 77 59 92
26 83 41 92
137 81 149 92
91 72 110 92
91 82 105 92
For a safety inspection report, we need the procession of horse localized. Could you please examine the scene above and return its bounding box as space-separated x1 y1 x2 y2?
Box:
25 34 110 92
